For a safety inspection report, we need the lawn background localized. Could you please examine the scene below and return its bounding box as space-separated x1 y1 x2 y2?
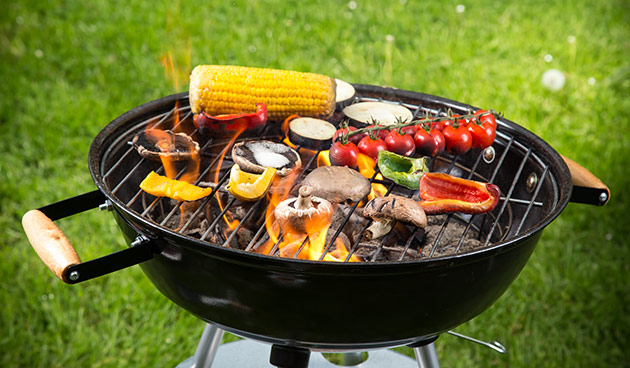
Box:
1 0 629 367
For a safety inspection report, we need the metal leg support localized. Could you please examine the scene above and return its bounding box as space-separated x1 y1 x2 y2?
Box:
187 323 225 368
414 343 440 368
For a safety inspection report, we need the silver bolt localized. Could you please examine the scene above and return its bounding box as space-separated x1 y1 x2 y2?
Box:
99 200 113 211
599 192 608 204
130 235 150 247
69 271 80 281
483 146 495 164
526 173 538 193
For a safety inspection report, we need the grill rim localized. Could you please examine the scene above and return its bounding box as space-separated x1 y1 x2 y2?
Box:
88 87 573 271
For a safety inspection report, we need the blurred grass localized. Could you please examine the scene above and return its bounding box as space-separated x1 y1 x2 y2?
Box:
1 0 628 367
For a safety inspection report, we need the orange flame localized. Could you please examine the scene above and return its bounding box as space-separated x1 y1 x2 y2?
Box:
254 165 358 262
211 128 247 232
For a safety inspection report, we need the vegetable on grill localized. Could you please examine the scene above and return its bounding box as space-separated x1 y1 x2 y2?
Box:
288 117 336 150
274 186 334 235
300 166 371 203
139 171 213 202
232 140 301 177
226 164 277 202
189 65 337 121
195 103 268 135
377 150 429 190
418 172 501 214
363 195 427 240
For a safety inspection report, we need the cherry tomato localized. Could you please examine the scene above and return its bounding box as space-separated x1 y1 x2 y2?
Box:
431 128 446 156
414 128 437 156
443 114 467 129
400 125 417 136
385 130 416 156
429 120 445 131
329 141 359 168
333 126 362 145
366 124 390 140
414 127 446 157
357 135 387 159
474 110 497 129
443 124 472 154
467 120 496 149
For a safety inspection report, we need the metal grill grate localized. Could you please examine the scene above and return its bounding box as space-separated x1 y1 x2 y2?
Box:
100 90 554 263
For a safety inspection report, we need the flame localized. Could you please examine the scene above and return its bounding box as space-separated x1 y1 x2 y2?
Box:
356 153 388 200
254 165 358 262
159 46 190 94
211 127 247 232
144 122 199 183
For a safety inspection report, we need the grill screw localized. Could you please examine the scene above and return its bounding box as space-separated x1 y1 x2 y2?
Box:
69 271 80 281
526 173 538 193
483 146 495 164
131 235 150 247
98 200 113 212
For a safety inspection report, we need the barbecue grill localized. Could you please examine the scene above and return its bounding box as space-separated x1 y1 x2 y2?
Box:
23 84 609 367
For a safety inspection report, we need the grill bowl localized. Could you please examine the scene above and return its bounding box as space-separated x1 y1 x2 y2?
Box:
84 85 572 349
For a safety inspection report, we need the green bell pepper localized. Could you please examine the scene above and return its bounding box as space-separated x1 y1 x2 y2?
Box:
377 150 429 189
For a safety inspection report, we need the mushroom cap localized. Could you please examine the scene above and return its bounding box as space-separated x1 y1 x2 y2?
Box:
132 129 200 162
362 195 427 228
232 140 302 177
300 166 371 203
274 186 334 235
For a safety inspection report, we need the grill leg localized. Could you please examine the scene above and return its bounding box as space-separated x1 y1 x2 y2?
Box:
189 323 225 368
269 344 310 368
414 343 440 368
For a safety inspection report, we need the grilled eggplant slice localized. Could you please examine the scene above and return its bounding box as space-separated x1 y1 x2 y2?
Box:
288 117 336 150
342 101 413 127
335 78 356 111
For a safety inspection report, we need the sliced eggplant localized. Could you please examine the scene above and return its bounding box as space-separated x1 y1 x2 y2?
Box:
335 78 356 111
232 140 302 177
342 101 413 127
288 117 336 150
132 129 199 162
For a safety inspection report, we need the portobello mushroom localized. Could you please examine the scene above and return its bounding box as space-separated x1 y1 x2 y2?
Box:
274 186 334 235
362 195 427 239
132 129 199 162
299 166 371 203
231 140 301 177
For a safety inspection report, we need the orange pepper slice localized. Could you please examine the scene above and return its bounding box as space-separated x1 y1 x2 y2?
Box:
226 164 277 202
139 171 213 201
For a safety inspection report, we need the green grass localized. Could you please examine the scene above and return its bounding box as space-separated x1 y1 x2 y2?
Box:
1 0 629 366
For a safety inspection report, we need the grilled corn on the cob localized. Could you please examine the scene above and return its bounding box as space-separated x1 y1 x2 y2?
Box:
189 65 336 120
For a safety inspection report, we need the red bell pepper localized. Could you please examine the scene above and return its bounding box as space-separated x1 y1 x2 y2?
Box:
418 172 501 214
195 103 267 135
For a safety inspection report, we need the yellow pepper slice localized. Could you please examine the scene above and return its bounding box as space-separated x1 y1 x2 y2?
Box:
226 164 277 202
139 171 213 201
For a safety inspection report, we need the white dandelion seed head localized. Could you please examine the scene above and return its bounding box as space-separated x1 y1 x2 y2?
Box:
456 4 465 13
541 69 566 91
544 54 553 63
386 34 395 43
588 77 596 86
348 1 357 10
568 35 576 44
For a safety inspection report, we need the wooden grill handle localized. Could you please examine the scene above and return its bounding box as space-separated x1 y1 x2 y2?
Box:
22 209 81 283
561 155 610 205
